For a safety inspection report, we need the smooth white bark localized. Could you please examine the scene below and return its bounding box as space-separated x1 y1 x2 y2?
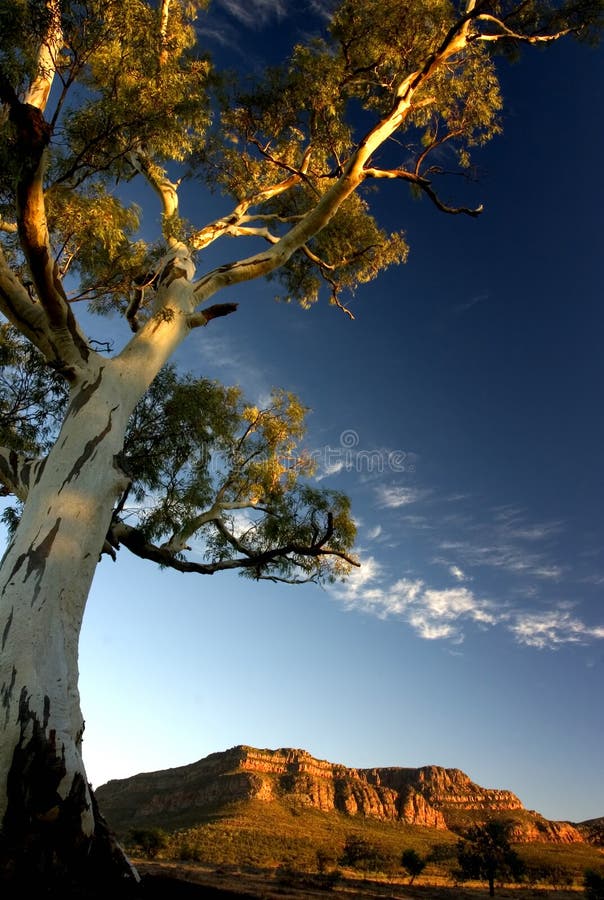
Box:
0 272 197 845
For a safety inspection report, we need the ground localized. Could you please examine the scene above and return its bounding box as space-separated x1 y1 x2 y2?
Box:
137 860 587 899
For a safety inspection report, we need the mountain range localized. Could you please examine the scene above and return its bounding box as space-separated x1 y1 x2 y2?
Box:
96 745 602 846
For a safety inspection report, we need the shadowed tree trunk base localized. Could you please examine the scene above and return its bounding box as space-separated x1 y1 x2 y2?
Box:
0 802 140 898
0 695 140 898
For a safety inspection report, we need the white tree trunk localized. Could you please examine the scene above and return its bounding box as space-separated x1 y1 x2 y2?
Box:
0 362 137 890
0 273 197 891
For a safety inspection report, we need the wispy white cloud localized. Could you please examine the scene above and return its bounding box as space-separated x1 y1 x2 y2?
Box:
376 485 425 508
449 564 467 582
508 523 564 541
217 0 286 27
185 333 271 405
331 557 604 651
331 564 500 643
306 0 336 19
315 460 345 481
366 525 382 540
436 503 566 582
510 610 604 649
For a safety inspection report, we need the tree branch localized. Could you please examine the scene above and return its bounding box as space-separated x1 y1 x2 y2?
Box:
192 19 482 306
0 74 92 375
190 149 313 251
186 302 239 329
128 148 181 245
23 0 64 113
0 447 46 501
473 13 573 43
363 167 483 216
109 513 359 577
0 247 73 367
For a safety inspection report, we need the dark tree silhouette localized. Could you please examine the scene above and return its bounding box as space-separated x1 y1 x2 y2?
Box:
456 821 525 897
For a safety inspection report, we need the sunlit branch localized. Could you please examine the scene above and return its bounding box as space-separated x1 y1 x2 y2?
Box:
0 221 17 234
193 14 482 305
158 0 172 66
0 247 70 365
248 138 320 195
364 167 483 216
23 0 63 113
0 77 92 373
190 161 311 252
473 13 573 42
224 225 279 242
128 148 180 245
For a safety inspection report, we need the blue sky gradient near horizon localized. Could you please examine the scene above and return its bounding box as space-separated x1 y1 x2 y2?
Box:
71 1 603 823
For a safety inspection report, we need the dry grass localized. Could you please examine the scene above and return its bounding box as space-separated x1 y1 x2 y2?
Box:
137 859 588 900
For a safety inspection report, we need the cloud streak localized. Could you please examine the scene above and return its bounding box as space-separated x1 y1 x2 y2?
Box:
510 611 604 649
217 0 286 27
376 485 426 508
331 558 604 650
332 563 502 644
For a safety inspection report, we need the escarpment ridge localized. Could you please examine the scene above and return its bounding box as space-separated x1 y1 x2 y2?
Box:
96 745 589 844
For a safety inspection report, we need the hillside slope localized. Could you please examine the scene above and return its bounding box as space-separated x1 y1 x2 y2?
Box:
96 745 589 845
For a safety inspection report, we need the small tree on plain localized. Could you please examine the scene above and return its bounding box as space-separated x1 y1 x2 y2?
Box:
456 821 525 897
401 848 427 884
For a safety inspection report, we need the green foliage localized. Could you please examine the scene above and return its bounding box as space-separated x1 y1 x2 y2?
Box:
119 365 357 583
0 343 356 582
140 799 456 875
266 192 409 310
585 869 604 900
0 324 67 454
3 0 601 319
197 0 504 309
0 324 68 535
1 0 603 579
57 0 212 177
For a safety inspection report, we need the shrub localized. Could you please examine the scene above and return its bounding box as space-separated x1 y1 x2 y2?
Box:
401 848 427 884
127 827 168 859
584 869 604 900
339 834 393 872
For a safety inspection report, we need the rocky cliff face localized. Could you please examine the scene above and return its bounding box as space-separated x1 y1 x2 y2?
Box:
576 817 604 846
95 745 586 844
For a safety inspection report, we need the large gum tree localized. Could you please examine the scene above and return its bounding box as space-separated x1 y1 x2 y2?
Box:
0 0 601 894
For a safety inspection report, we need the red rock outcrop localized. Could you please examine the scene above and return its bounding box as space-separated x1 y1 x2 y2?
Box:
95 745 588 845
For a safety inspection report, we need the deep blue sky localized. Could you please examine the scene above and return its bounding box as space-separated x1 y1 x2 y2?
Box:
76 1 603 823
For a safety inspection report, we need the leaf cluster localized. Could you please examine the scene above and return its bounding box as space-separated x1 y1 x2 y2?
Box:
196 0 506 310
0 323 67 454
117 366 356 582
